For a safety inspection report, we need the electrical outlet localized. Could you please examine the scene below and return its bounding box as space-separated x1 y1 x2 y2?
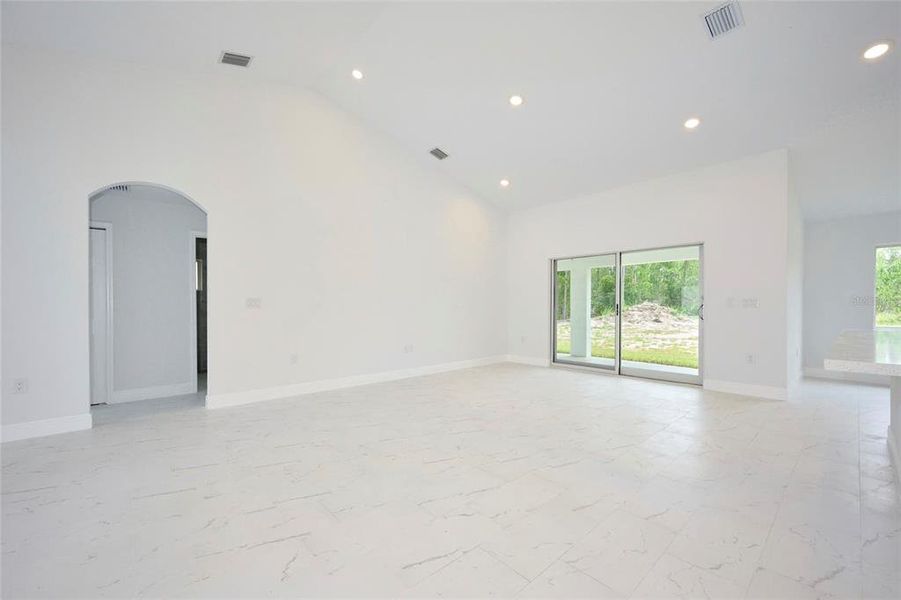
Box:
12 378 28 394
403 344 414 354
745 354 757 365
245 297 262 309
289 353 299 365
521 336 527 344
741 298 759 309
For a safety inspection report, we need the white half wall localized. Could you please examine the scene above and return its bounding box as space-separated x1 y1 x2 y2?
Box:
803 211 901 383
505 150 792 396
91 185 207 401
1 45 506 434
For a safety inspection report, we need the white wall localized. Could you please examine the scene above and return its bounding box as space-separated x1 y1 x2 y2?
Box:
506 150 792 399
791 98 900 220
90 186 207 401
803 211 901 382
1 45 506 434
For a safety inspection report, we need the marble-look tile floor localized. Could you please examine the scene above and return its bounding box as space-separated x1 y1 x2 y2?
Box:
2 364 899 598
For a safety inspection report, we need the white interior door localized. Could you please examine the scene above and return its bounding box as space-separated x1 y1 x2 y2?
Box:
90 227 110 405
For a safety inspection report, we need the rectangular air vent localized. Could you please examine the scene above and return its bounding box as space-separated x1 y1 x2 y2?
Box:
220 52 253 67
703 2 744 40
429 147 449 160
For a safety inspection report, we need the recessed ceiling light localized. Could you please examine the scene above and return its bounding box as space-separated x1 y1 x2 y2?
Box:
509 95 524 107
863 42 891 60
351 69 364 80
684 117 701 130
499 179 511 188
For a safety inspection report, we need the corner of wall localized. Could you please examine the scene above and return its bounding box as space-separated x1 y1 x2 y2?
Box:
786 148 804 386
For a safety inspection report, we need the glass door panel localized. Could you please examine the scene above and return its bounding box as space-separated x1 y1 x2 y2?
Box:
619 245 702 384
554 254 617 370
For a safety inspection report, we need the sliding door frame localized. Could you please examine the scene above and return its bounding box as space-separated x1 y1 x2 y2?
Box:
618 243 704 385
550 242 704 386
550 252 619 372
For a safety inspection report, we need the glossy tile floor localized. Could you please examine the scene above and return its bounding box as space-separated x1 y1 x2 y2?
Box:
2 365 899 598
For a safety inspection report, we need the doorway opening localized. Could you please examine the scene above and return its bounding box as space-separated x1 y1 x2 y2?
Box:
88 182 208 410
194 236 208 393
552 244 704 385
89 222 113 406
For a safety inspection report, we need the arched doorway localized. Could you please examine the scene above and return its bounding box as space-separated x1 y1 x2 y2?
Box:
88 182 209 412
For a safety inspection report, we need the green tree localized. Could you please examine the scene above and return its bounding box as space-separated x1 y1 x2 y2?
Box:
555 271 571 320
622 260 699 314
876 246 901 326
591 267 616 316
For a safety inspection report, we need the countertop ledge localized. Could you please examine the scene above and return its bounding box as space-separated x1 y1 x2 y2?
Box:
824 329 901 377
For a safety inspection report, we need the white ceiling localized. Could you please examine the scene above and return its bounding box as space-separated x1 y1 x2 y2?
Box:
3 1 900 218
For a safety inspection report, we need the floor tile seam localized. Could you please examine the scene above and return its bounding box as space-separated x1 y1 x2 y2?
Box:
625 522 682 596
740 447 806 598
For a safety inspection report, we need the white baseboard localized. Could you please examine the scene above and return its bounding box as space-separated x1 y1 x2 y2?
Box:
111 382 196 404
2 413 93 443
207 355 507 409
803 367 890 387
703 379 787 401
505 355 551 367
889 426 901 483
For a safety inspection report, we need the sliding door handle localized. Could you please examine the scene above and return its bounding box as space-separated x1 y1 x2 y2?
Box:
698 303 705 321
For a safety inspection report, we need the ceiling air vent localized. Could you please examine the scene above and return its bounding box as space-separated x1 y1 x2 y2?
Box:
220 52 253 67
429 147 449 160
106 184 129 193
703 2 744 40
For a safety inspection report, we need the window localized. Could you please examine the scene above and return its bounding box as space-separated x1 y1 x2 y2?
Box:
876 245 901 327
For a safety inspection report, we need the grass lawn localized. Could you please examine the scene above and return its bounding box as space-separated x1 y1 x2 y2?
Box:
555 305 699 369
555 339 699 369
876 312 901 327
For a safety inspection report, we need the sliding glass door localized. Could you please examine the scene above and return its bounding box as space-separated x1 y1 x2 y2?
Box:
552 244 703 385
619 245 702 384
554 255 617 370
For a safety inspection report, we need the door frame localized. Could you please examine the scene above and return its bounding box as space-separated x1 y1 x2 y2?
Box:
618 243 704 385
549 242 705 386
190 231 207 398
550 252 618 373
89 221 114 405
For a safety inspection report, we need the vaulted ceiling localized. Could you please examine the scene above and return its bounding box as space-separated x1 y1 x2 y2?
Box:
3 1 899 218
